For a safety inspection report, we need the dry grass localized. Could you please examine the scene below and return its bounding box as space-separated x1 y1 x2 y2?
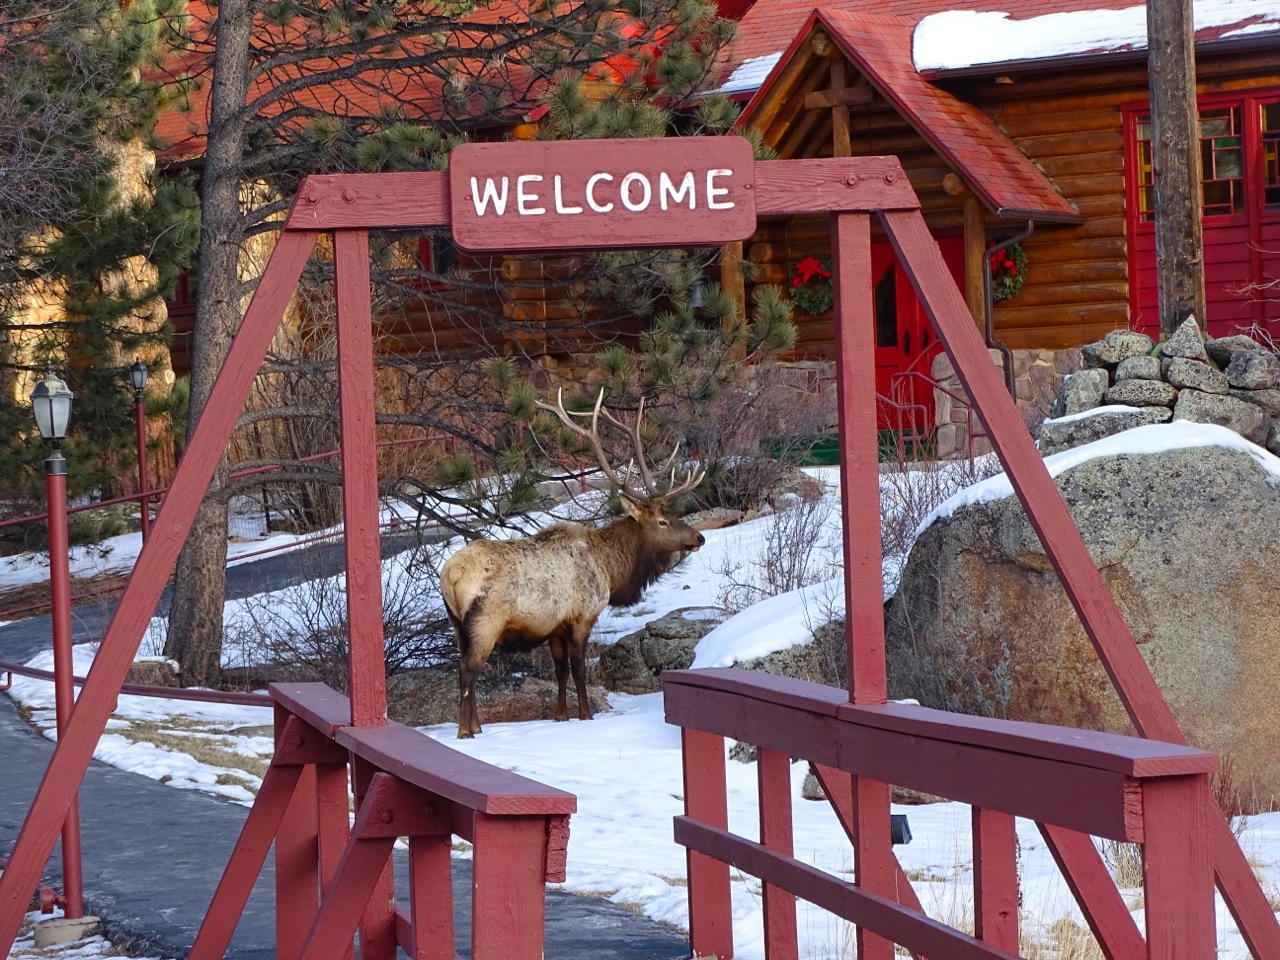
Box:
109 717 271 793
1020 916 1105 960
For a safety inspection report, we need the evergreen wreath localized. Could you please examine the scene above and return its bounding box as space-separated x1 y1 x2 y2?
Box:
789 255 834 316
988 240 1028 301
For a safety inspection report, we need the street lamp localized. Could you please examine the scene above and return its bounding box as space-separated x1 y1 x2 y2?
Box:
129 360 149 542
28 369 84 921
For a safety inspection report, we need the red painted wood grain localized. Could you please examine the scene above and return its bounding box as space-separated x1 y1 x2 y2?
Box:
334 230 389 727
276 765 321 959
285 173 450 230
0 230 318 953
757 748 799 960
972 808 1018 953
471 815 547 960
683 726 734 960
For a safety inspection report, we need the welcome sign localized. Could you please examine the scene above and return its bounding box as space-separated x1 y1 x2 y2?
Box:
448 136 757 252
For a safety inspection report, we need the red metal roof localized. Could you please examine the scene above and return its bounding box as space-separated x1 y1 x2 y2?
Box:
739 9 1081 221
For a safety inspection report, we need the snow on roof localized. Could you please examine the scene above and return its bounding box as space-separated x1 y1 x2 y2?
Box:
719 51 783 94
917 421 1280 535
914 0 1280 73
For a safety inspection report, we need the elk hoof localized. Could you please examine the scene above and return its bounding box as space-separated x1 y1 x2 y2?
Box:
457 729 475 739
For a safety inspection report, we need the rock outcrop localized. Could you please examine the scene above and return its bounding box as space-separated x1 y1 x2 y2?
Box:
884 431 1280 803
597 608 726 693
1041 319 1280 456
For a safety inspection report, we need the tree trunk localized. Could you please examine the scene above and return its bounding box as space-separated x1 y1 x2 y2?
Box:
1147 0 1207 336
164 1 255 686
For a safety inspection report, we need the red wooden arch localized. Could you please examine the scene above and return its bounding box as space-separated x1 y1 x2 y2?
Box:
0 137 1276 959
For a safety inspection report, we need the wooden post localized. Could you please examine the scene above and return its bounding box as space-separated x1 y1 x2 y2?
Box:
757 748 798 960
1143 776 1214 958
683 727 733 959
963 197 986 327
720 240 747 327
972 808 1019 952
1146 0 1207 335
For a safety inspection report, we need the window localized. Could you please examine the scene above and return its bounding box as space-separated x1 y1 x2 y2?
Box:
1134 105 1246 220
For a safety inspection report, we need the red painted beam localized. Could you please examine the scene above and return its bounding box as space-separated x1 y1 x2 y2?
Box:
0 230 318 958
757 748 798 960
682 727 734 960
333 229 388 728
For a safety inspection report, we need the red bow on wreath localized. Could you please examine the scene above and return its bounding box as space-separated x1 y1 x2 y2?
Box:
792 255 832 286
987 244 1018 277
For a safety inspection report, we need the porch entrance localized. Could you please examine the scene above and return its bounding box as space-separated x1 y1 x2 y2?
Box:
872 236 962 433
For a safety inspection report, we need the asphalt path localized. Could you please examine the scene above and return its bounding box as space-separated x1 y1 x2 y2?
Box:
0 535 690 960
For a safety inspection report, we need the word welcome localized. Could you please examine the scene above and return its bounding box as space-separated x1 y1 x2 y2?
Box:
448 137 757 251
468 169 736 218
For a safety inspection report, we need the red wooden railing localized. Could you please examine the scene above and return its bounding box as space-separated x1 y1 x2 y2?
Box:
665 669 1218 960
189 683 575 960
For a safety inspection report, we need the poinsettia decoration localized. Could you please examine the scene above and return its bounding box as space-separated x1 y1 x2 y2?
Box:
988 241 1028 301
789 255 834 316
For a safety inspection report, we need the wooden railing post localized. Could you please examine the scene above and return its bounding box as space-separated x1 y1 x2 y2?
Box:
757 747 798 960
276 763 320 960
683 727 733 959
470 815 547 960
972 807 1018 953
1143 775 1214 958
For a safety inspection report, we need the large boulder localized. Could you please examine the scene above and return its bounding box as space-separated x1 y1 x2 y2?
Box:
885 428 1280 802
597 607 726 693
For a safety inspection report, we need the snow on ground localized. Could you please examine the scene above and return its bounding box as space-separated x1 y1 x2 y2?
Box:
7 910 173 960
7 442 1280 958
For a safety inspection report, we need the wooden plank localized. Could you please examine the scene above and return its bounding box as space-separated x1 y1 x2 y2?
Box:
408 835 456 960
1207 799 1280 959
286 173 450 230
683 727 734 960
189 763 304 960
1038 824 1146 960
276 765 320 960
829 60 852 160
337 722 577 815
674 818 1022 960
272 706 349 767
316 761 354 960
666 670 1216 777
272 682 357 738
667 682 1146 841
804 85 875 110
852 776 895 960
1143 776 1214 959
754 158 920 215
972 808 1019 953
0 229 317 956
757 748 799 960
334 229 388 727
831 211 884 704
471 815 547 960
351 763 398 960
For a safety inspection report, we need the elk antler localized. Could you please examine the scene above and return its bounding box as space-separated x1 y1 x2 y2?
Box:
535 389 705 504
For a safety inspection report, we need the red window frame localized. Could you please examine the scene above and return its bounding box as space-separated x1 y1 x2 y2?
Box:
1125 89 1280 337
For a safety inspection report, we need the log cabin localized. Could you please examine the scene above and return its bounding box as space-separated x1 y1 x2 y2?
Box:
719 0 1280 450
154 1 1280 456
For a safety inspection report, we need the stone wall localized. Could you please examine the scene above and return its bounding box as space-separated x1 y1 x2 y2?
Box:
931 346 1081 459
1038 319 1280 457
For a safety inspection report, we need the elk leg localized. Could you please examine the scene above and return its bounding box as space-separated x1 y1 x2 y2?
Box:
570 633 593 721
457 657 484 739
549 636 570 722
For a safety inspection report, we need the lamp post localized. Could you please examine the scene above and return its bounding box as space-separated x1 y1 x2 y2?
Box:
129 360 149 542
29 369 84 921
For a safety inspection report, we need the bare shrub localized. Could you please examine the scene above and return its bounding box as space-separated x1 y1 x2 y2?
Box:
1100 840 1143 889
683 362 835 513
221 538 453 691
715 494 842 613
880 450 1003 579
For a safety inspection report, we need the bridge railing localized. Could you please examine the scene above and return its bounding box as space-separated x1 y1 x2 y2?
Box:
664 668 1218 960
188 682 575 960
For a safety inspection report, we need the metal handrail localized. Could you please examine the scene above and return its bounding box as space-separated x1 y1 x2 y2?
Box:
0 656 271 707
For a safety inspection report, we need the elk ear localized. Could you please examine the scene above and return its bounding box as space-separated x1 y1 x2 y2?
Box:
618 494 643 520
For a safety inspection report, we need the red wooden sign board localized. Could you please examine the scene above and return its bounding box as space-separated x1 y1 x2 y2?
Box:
448 136 757 252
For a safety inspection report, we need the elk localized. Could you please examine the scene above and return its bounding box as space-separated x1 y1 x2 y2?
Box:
440 391 706 738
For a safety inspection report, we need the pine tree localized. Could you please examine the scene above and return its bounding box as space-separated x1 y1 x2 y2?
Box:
0 0 199 544
162 0 790 685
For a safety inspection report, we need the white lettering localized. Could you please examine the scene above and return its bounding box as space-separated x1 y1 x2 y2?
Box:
620 173 653 212
659 171 696 211
706 169 734 210
470 176 509 216
553 175 583 214
586 173 614 213
517 175 545 215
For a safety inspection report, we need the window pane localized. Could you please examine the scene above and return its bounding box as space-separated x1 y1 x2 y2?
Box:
1199 106 1243 218
1263 102 1280 210
874 266 897 349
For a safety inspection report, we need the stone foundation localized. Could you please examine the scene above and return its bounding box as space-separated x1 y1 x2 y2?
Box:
931 346 1081 459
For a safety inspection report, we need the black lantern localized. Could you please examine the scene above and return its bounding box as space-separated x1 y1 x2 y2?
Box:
129 359 148 396
29 369 74 447
689 277 707 311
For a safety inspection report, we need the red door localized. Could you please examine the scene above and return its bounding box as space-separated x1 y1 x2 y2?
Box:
871 236 964 433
